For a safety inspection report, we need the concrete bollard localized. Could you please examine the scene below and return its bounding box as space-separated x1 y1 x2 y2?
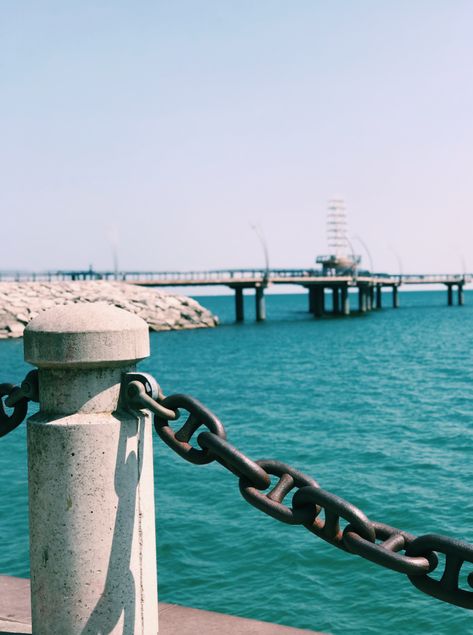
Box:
24 303 158 635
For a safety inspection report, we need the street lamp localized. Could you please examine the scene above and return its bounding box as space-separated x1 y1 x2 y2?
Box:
250 223 270 283
352 234 374 273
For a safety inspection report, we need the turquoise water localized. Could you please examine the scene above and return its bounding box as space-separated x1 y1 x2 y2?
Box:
1 290 473 634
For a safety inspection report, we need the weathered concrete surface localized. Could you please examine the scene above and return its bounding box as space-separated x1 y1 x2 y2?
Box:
0 281 218 339
25 305 158 634
0 576 30 634
0 576 328 635
24 303 149 369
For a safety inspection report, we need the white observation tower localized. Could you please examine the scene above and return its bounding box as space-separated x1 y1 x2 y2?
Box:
316 198 361 274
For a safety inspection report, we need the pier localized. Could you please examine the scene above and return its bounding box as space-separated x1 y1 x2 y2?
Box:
0 269 469 322
0 575 322 634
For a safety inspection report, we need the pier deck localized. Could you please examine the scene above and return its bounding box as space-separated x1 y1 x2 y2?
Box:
0 576 327 635
0 269 470 323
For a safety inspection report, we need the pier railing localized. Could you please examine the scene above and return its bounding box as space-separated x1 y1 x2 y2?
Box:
1 303 473 633
0 268 470 285
1 269 469 324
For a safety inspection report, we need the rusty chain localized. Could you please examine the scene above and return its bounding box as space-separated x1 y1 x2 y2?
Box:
0 370 39 437
1 369 471 608
124 372 473 610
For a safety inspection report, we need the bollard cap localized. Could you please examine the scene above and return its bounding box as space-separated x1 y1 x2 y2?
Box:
24 303 150 368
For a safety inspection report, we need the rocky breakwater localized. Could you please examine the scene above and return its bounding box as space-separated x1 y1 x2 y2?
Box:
0 281 218 339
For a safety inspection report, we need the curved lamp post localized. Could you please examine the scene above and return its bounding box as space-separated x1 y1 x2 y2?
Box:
250 223 270 285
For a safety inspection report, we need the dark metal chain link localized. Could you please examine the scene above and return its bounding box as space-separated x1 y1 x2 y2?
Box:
124 373 473 610
0 370 39 437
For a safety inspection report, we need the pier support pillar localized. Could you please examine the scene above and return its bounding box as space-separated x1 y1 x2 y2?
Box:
308 286 316 313
365 287 373 311
24 304 158 635
332 287 340 314
341 285 350 315
314 286 325 317
458 284 464 306
255 286 266 321
235 287 244 322
447 284 453 306
393 286 399 309
367 286 374 311
358 286 367 313
376 285 382 309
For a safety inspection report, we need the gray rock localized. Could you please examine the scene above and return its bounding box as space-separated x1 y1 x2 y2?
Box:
0 282 218 339
7 323 25 336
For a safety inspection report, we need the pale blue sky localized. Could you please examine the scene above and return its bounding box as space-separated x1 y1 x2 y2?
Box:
1 1 472 274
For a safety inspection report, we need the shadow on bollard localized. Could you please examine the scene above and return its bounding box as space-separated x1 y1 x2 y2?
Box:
82 410 147 635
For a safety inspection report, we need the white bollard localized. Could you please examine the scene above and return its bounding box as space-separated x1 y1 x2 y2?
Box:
24 303 158 635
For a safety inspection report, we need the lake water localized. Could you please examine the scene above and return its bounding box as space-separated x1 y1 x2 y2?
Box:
1 290 472 634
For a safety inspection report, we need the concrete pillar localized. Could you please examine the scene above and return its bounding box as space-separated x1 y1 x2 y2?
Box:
308 286 316 314
447 284 453 306
314 286 325 317
458 284 464 306
393 286 399 308
235 287 244 322
376 285 382 309
24 304 158 635
332 287 340 314
341 285 350 315
358 286 367 313
369 286 375 311
255 286 266 321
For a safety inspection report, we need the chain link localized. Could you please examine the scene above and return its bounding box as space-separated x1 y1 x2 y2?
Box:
343 520 437 576
240 460 319 525
406 534 473 609
124 374 473 610
198 431 271 490
154 393 226 465
0 370 39 437
293 485 376 550
125 376 179 421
